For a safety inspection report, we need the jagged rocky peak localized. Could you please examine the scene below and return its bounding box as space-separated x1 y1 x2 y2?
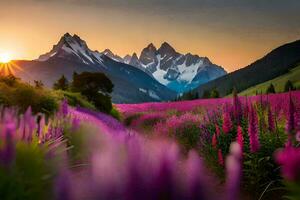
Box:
123 54 132 64
129 53 142 68
131 52 139 60
101 49 123 62
103 49 114 56
145 43 157 52
37 32 103 65
184 53 201 66
62 32 72 40
139 43 158 65
62 33 84 46
158 42 177 57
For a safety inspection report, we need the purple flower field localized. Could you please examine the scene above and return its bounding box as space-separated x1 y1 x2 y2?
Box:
0 91 300 199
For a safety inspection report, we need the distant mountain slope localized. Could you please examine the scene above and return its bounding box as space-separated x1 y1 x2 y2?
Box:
13 33 176 103
197 39 300 96
102 43 227 93
239 64 300 96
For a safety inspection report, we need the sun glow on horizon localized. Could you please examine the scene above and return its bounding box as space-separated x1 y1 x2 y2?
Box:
0 51 23 76
0 52 12 63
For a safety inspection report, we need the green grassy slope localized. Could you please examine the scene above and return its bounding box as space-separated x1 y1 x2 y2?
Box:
239 64 300 96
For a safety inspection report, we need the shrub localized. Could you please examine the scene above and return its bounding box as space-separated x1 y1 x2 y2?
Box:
284 80 296 92
155 113 201 151
53 75 69 91
130 112 165 130
71 72 113 113
266 83 276 94
110 107 121 120
0 78 58 115
54 90 96 110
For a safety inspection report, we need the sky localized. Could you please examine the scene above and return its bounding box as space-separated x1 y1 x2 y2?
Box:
0 0 299 72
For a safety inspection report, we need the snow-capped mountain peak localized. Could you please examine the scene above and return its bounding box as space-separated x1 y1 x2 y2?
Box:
158 42 177 58
102 49 124 62
123 55 132 64
37 33 103 65
102 42 227 93
31 33 177 103
39 34 227 93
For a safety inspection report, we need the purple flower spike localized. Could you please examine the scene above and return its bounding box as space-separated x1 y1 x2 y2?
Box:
0 122 16 167
275 147 300 181
268 105 275 132
248 105 260 152
218 149 224 166
286 92 295 134
236 126 244 153
54 169 73 200
186 151 207 200
226 142 242 200
222 112 232 134
233 91 242 124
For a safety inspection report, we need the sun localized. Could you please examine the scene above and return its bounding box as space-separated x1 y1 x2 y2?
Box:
0 52 12 63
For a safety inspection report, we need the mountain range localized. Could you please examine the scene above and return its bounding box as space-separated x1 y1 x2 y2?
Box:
12 33 226 103
9 33 300 103
13 33 176 103
100 42 227 93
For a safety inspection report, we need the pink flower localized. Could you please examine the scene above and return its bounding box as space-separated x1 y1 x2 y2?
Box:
212 134 217 149
218 149 224 166
286 92 295 134
248 105 260 152
233 92 242 124
226 142 242 200
275 147 300 181
222 112 232 134
268 105 275 132
296 131 300 142
215 125 220 137
0 122 16 166
236 126 244 152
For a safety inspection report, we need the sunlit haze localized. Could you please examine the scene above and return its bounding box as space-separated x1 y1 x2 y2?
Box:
0 52 12 63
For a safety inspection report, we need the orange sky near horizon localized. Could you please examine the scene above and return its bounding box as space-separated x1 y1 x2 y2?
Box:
0 0 299 72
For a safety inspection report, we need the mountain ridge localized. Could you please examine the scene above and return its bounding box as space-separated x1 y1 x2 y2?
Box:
99 41 227 93
196 39 300 97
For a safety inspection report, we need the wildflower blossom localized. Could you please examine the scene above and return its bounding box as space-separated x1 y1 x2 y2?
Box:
226 142 242 200
0 122 16 166
212 134 217 149
54 169 73 200
286 92 295 134
222 112 232 134
215 125 220 137
218 149 224 166
185 150 209 199
268 105 275 132
59 99 69 117
233 91 242 124
275 147 300 181
248 105 260 152
296 131 300 142
236 126 244 152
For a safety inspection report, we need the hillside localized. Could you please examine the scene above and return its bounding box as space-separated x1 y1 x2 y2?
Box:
239 64 300 96
196 39 300 97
